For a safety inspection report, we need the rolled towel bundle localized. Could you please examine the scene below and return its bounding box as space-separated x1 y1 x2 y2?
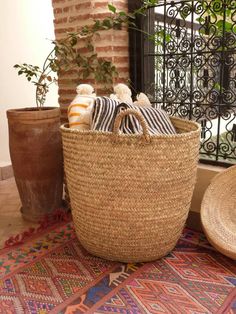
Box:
134 92 152 107
68 84 96 130
91 97 176 135
110 83 133 104
110 84 152 108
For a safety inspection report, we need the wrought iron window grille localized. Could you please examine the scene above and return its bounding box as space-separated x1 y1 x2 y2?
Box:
129 0 236 166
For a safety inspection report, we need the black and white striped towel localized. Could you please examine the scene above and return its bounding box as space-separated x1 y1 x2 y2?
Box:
91 97 119 132
91 96 176 135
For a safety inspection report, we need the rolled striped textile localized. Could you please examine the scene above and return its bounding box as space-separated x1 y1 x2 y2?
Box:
68 95 96 130
91 97 119 132
91 97 176 135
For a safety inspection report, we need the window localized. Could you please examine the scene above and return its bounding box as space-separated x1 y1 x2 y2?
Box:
129 0 236 166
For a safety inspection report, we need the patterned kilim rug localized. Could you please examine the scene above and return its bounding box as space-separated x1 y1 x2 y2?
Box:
1 219 235 314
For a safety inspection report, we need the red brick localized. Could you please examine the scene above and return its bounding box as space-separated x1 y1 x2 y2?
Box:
112 46 128 51
96 87 113 95
59 88 76 94
58 78 77 85
52 0 129 108
54 17 67 24
114 56 129 63
54 27 75 34
92 12 112 19
53 8 62 14
96 46 113 52
113 1 127 10
59 98 73 105
52 0 66 3
75 3 91 10
96 45 128 52
77 47 91 54
63 7 71 13
98 33 112 41
114 33 128 41
69 14 91 23
116 66 129 72
94 1 109 9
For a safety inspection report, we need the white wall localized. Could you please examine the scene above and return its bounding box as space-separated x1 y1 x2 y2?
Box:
0 0 58 165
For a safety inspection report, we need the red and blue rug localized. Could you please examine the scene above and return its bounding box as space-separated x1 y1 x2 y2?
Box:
1 219 235 313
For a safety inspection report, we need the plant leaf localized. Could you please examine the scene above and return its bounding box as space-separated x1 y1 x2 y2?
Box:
108 4 116 13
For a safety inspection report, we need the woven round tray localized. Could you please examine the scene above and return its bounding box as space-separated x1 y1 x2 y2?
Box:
201 165 236 260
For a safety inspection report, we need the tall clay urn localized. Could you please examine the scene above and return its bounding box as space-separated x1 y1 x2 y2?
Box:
7 107 64 222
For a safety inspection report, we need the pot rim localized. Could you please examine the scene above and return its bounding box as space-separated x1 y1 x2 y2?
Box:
7 107 61 120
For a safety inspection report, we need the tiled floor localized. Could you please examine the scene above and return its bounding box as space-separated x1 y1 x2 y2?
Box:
0 177 38 248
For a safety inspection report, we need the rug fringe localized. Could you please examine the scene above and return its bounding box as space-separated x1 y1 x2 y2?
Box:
4 208 71 248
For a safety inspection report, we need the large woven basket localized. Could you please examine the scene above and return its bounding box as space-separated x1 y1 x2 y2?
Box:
201 165 236 260
61 109 200 262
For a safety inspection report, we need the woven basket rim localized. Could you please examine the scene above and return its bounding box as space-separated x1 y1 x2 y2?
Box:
60 116 200 139
201 165 236 260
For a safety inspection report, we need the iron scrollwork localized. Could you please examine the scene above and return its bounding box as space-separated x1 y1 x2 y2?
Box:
142 0 236 165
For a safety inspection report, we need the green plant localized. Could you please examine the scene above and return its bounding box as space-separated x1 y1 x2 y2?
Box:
196 0 236 36
14 34 76 108
14 1 159 108
200 130 236 161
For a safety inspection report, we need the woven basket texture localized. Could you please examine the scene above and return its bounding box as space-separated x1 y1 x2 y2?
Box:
201 165 236 260
61 109 201 262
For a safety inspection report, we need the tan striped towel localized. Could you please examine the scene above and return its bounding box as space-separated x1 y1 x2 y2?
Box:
68 95 96 130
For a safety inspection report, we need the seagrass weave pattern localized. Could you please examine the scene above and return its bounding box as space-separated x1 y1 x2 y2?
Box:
201 165 236 260
61 109 201 262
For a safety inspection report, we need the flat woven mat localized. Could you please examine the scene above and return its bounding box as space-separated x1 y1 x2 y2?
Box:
1 220 235 314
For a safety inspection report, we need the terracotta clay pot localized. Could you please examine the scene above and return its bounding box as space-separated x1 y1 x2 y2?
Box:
7 107 64 222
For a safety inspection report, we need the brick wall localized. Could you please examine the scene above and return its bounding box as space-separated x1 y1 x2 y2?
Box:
52 0 129 122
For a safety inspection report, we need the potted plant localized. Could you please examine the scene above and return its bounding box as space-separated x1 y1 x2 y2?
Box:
6 35 77 222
